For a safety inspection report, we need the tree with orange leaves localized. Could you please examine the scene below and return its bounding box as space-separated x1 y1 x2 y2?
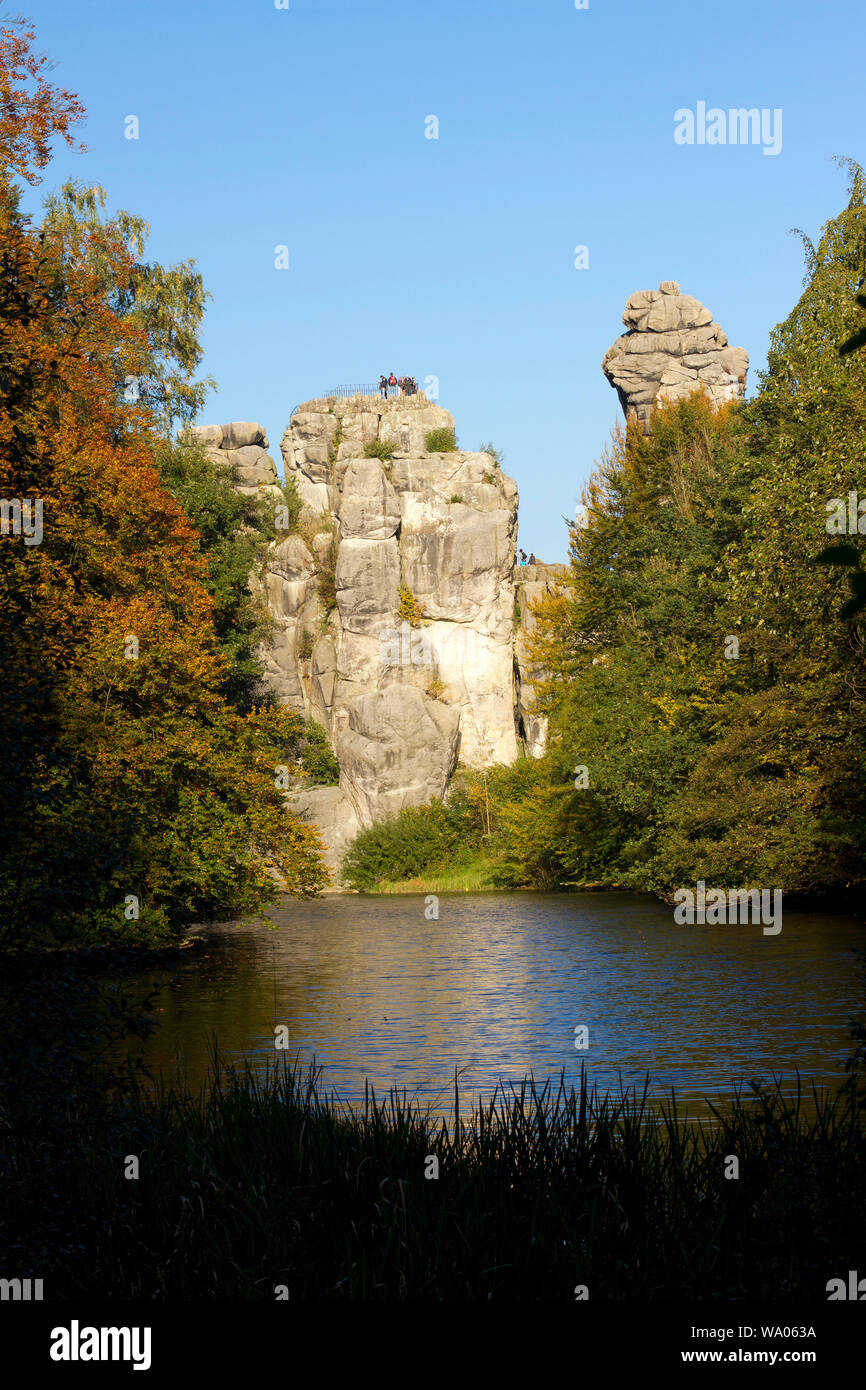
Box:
0 19 327 947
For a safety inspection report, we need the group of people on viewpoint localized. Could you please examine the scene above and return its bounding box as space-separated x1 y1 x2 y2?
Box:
518 550 537 566
379 373 418 398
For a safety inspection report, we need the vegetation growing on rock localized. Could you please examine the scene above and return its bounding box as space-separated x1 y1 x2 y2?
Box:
425 426 458 452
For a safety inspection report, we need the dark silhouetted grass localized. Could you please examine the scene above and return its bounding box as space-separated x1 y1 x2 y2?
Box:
3 1051 864 1300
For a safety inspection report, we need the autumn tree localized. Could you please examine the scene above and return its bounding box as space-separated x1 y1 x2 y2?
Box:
0 19 327 948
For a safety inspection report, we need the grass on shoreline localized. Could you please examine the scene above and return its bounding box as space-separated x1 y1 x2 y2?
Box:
4 1052 865 1300
365 852 498 894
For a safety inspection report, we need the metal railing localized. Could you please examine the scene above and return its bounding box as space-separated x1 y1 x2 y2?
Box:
290 381 421 417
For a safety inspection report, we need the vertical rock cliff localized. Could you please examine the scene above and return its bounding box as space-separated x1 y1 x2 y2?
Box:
191 393 533 861
278 393 520 796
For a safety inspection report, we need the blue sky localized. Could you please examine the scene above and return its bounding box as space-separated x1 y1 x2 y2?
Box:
25 0 865 560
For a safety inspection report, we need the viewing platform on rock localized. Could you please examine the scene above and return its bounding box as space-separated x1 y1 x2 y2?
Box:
290 382 422 417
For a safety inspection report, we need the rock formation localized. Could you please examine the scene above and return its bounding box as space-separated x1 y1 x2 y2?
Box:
270 394 520 813
191 275 748 878
189 421 283 498
602 281 748 431
189 394 545 863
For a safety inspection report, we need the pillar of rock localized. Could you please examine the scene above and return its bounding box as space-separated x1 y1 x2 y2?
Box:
602 280 748 432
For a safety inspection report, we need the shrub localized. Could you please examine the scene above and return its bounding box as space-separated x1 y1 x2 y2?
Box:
296 721 340 785
328 420 343 467
482 471 495 485
273 475 303 536
316 532 338 612
479 441 504 467
318 567 337 612
425 676 447 702
364 438 396 461
449 494 464 504
341 801 462 890
398 584 427 626
297 627 314 660
425 427 458 452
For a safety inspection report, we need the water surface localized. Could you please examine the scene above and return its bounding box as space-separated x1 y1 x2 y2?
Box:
129 892 864 1117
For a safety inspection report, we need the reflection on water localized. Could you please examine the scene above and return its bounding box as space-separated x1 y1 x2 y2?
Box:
126 892 865 1117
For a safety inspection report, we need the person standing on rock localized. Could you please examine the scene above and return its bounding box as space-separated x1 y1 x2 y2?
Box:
379 374 388 399
518 549 527 565
388 372 397 395
528 552 536 565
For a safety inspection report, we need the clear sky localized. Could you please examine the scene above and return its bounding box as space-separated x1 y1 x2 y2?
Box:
24 0 866 560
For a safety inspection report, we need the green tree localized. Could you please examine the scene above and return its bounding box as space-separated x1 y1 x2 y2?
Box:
40 179 213 434
520 164 866 897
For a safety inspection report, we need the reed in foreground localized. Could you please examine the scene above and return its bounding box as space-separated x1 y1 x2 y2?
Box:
3 1054 865 1300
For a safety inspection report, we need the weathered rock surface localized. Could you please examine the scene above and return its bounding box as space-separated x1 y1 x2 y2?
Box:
274 394 520 790
185 420 283 499
602 282 748 431
197 402 561 865
333 684 461 826
284 783 361 884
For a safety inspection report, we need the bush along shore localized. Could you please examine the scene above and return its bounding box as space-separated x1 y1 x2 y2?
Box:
3 1047 865 1300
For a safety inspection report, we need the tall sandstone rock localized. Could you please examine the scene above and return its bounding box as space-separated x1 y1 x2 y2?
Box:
190 394 547 856
602 281 748 431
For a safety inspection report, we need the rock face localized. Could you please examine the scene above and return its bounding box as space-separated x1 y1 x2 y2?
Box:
188 403 570 871
205 393 525 839
284 784 360 882
602 281 748 432
186 421 284 499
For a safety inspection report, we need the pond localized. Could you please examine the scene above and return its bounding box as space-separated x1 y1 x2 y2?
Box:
126 891 865 1118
